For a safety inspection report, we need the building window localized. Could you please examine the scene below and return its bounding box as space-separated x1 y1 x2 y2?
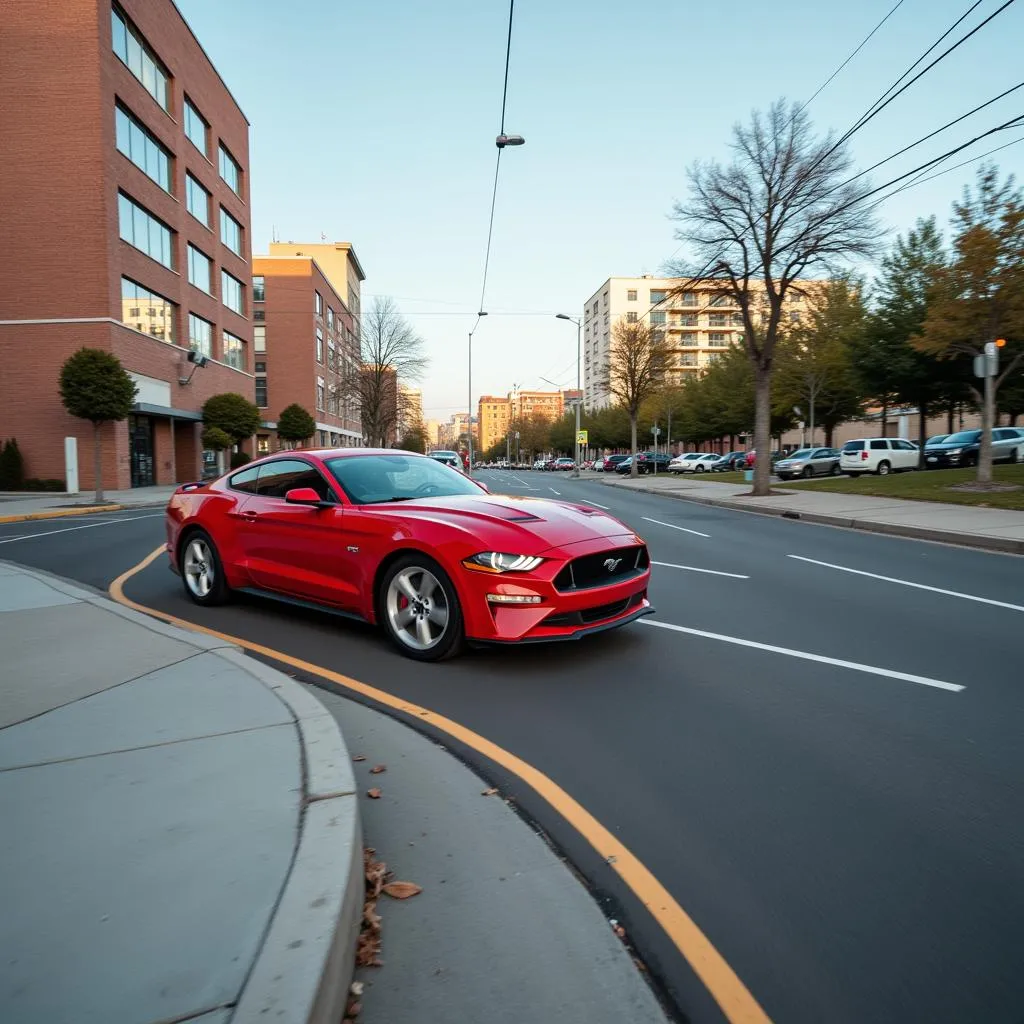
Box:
627 289 637 301
255 375 267 408
253 276 265 302
650 289 667 304
254 361 266 373
680 353 698 367
188 313 212 356
651 311 667 325
708 313 727 326
115 105 171 191
111 5 169 110
254 325 266 352
218 143 241 194
221 270 244 314
709 293 731 307
222 330 245 370
118 192 173 268
183 98 208 156
219 207 242 255
185 173 210 226
679 291 697 306
253 309 265 322
120 278 175 341
789 310 802 323
315 327 324 362
257 435 270 454
187 244 211 292
317 377 325 411
327 306 334 330
707 332 729 347
625 311 638 323
315 290 323 317
327 340 336 370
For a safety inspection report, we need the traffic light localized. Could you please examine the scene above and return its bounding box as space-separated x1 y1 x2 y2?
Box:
996 338 1007 347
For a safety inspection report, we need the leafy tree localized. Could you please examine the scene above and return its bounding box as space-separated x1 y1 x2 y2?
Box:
277 403 316 447
59 347 137 502
202 393 261 445
915 166 1024 482
774 277 866 447
0 439 25 490
548 413 577 455
605 320 669 475
201 425 232 453
670 100 879 493
344 297 427 446
998 364 1024 425
398 422 428 453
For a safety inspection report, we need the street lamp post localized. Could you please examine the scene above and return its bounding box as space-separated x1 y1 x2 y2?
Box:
555 313 582 478
467 312 488 476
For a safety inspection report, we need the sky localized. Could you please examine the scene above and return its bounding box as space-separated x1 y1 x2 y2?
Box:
177 0 1023 423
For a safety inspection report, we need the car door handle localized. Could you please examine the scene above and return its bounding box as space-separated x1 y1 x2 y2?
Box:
241 510 259 522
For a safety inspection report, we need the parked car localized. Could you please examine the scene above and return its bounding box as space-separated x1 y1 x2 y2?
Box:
925 434 950 449
673 453 726 474
719 451 748 470
668 453 705 473
602 454 631 473
614 456 634 474
924 428 1024 468
166 449 654 661
532 458 547 470
552 457 576 471
775 447 842 480
633 452 674 475
592 457 606 472
839 437 920 476
427 450 464 473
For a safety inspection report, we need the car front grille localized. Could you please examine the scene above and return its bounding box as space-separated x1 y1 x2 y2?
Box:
543 592 643 627
553 545 649 592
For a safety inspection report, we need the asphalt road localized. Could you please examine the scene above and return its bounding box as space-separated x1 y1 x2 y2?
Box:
3 476 1023 1024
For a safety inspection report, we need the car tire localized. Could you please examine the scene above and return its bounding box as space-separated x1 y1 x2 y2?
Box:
1014 447 1022 464
802 466 813 478
379 555 464 662
180 529 230 607
845 472 861 478
696 464 705 473
877 461 891 476
830 464 841 476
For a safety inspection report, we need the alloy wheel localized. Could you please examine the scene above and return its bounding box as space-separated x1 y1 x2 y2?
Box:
184 538 214 598
385 567 450 651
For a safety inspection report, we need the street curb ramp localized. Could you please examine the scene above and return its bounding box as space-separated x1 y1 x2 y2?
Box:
10 565 363 1024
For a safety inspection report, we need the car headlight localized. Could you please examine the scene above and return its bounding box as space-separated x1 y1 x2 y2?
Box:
462 552 544 573
948 448 962 455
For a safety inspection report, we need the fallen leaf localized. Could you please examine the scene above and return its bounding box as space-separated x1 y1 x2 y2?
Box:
367 788 382 799
352 755 366 762
383 881 422 900
346 1000 362 1017
350 981 365 997
614 925 626 939
370 764 387 774
481 787 498 796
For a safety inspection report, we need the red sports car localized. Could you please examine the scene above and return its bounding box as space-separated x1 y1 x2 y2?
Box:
165 449 653 661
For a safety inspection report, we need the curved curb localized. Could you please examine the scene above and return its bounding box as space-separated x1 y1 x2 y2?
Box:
0 504 123 524
10 563 363 1024
603 480 1024 555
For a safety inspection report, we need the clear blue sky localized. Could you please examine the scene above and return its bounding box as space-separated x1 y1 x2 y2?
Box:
177 0 1023 422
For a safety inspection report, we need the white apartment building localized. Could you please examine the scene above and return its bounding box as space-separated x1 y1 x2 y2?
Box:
582 275 808 408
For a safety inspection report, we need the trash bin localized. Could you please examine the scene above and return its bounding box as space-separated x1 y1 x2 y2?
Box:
744 469 753 482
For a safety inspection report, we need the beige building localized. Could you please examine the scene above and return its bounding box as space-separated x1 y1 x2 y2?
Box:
582 275 810 408
424 418 441 447
397 385 423 436
268 241 363 324
511 389 563 422
478 395 511 453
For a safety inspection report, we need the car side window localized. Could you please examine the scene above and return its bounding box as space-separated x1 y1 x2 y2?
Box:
870 440 889 450
228 465 260 494
893 440 915 451
256 459 336 501
994 429 1012 440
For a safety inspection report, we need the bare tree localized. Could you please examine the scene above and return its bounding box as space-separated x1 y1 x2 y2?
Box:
669 100 880 494
605 320 669 476
345 296 427 447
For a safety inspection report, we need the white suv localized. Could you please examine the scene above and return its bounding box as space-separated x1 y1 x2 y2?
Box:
840 438 920 476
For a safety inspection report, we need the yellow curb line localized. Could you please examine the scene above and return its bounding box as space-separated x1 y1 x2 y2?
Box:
0 504 124 525
110 545 772 1024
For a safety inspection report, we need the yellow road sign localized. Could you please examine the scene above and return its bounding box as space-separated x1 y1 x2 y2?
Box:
576 430 588 445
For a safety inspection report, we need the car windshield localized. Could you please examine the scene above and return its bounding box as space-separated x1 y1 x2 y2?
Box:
785 450 814 460
325 454 482 505
926 435 948 445
944 431 981 445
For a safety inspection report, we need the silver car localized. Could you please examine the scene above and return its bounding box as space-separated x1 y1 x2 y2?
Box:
775 447 841 480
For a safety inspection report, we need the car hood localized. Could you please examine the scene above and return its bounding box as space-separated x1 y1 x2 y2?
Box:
929 440 979 451
358 493 638 554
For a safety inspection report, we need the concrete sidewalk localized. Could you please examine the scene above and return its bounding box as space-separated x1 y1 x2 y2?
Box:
0 562 362 1024
0 484 180 522
605 474 1024 553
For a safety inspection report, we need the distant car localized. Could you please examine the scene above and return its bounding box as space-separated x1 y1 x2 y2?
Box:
614 457 634 475
632 452 673 475
671 453 721 473
602 454 630 473
427 450 463 472
924 428 1024 469
925 434 950 448
775 447 842 480
532 458 547 470
840 438 920 476
719 451 747 470
552 457 575 471
592 457 606 472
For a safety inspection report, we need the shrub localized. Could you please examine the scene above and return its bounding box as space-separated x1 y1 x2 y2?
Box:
0 439 26 489
230 450 252 468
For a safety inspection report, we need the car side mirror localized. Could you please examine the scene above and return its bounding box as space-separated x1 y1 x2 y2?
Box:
285 487 332 508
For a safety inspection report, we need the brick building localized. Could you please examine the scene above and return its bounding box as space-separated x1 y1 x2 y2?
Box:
0 0 254 489
252 244 365 454
477 395 511 453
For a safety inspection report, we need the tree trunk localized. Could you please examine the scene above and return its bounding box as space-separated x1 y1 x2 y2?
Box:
752 366 772 496
93 421 104 503
947 403 954 434
1011 412 1019 426
978 372 994 485
629 413 638 477
880 401 888 438
825 423 834 447
917 403 928 469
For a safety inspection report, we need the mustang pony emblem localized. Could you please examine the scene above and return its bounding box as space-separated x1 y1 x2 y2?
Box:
603 557 622 572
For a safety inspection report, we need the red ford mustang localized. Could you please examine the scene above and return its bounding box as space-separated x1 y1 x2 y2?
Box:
165 449 653 661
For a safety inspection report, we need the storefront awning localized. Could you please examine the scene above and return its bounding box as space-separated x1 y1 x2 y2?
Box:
132 403 203 422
